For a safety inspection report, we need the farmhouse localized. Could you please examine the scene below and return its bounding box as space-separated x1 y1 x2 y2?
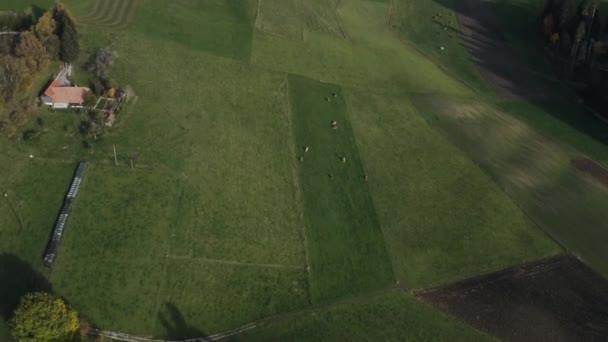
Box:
41 80 90 109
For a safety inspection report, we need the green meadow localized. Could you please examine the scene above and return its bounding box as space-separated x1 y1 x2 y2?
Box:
3 0 608 339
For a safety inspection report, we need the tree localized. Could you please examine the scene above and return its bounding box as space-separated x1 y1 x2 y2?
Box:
9 292 79 342
83 91 98 108
54 2 79 63
34 12 56 38
0 55 31 101
557 0 579 32
59 21 79 63
14 32 49 72
34 11 60 58
86 47 114 79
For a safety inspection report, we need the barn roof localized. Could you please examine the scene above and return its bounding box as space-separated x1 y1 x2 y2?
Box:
44 81 90 105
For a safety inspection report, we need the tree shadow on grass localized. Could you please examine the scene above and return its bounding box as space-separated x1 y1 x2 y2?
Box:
430 0 608 160
0 253 51 321
158 302 205 340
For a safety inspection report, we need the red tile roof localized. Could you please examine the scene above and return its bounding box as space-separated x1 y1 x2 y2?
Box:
44 81 89 105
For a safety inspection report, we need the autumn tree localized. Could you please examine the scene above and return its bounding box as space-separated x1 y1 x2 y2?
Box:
0 55 31 101
34 11 60 58
14 31 49 72
9 292 80 342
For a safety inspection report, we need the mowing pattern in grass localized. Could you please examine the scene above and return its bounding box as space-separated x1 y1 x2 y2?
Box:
238 291 491 341
416 95 608 278
288 74 394 304
75 0 141 31
347 91 560 287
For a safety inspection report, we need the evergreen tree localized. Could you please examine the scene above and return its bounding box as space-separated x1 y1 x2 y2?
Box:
59 20 79 62
54 1 79 63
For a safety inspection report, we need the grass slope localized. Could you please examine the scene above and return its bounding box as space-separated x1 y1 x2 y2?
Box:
392 0 489 92
347 91 560 287
288 75 394 304
252 0 471 96
0 0 579 338
416 95 608 277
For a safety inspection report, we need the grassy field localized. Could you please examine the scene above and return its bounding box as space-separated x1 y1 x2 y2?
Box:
288 75 394 303
239 291 492 341
415 95 608 277
347 91 559 287
392 0 489 93
2 0 604 339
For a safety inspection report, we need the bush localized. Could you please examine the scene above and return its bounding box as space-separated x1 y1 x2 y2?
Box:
103 78 118 90
83 91 98 108
36 117 45 126
22 129 38 141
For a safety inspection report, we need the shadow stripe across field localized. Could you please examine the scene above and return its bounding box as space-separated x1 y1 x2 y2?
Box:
287 74 394 304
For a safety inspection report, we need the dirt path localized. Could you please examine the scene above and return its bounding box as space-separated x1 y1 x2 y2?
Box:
453 0 546 100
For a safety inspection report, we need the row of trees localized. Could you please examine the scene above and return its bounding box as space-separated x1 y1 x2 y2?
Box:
541 0 608 104
0 1 79 102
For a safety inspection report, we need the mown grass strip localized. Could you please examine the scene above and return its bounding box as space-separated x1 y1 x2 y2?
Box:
288 74 394 304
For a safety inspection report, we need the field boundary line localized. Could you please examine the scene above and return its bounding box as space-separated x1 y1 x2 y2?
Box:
94 322 257 342
165 254 302 270
254 0 262 31
282 76 312 275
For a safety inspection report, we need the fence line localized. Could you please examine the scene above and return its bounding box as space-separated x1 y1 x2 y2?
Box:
91 323 257 342
43 162 87 266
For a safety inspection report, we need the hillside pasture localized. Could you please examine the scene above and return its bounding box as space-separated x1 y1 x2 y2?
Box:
0 0 578 339
346 90 560 287
416 95 608 278
288 75 394 304
239 291 492 341
251 0 472 96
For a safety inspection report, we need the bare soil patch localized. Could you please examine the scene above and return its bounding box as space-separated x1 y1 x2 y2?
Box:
453 0 546 99
571 157 608 188
418 255 608 341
